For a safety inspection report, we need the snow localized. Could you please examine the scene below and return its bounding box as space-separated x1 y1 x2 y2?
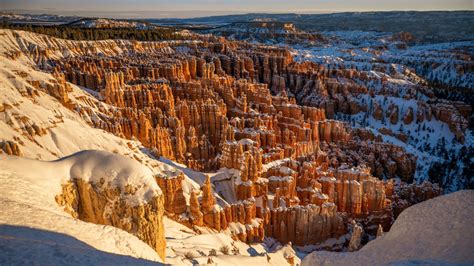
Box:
60 150 163 205
0 153 164 263
287 30 472 190
262 158 292 172
302 190 474 265
164 217 300 265
279 166 296 175
212 168 240 204
342 93 473 189
268 175 293 182
238 138 255 145
0 225 161 265
1 150 163 205
291 31 473 89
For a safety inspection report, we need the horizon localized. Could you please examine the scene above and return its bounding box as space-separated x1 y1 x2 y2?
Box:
2 0 473 19
3 9 474 20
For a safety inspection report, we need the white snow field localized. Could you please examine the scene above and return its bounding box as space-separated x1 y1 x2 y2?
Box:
302 190 474 266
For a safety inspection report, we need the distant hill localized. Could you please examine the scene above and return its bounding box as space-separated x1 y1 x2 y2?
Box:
148 11 474 43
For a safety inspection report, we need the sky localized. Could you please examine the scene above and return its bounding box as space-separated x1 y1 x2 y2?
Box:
2 0 473 18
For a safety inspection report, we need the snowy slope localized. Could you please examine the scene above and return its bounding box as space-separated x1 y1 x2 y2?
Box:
343 94 473 191
302 190 474 265
289 32 473 190
0 224 160 265
0 34 186 176
0 152 164 263
293 33 473 89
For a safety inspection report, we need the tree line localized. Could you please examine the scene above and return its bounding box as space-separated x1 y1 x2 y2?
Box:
1 20 185 41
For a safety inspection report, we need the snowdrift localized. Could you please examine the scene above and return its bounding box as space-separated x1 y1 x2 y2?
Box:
302 190 474 265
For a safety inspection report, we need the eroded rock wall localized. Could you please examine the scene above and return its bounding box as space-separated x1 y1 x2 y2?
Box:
56 178 166 260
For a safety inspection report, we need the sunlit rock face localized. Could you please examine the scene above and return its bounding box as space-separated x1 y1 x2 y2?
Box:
156 173 187 216
0 140 22 156
57 178 166 260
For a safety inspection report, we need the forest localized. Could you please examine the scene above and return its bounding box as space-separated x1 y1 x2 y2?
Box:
1 21 184 41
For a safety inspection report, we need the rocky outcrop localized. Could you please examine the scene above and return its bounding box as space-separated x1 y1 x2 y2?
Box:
321 140 417 182
376 224 384 238
53 151 166 261
403 107 414 124
156 173 187 216
56 179 166 260
348 222 363 251
187 175 266 243
265 203 344 246
0 140 22 156
189 190 204 226
318 120 350 143
432 102 470 143
391 181 442 218
201 176 216 213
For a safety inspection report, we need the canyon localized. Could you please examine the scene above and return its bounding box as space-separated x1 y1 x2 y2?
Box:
0 11 472 265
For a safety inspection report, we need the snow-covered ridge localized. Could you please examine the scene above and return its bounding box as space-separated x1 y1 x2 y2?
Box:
0 29 197 63
2 149 162 206
0 152 164 262
61 150 163 204
66 18 153 29
302 190 474 265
